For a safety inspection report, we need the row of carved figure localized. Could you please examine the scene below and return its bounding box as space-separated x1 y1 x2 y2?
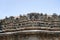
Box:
0 13 60 30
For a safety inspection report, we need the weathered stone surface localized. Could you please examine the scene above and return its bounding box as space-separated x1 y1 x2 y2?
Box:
0 13 60 40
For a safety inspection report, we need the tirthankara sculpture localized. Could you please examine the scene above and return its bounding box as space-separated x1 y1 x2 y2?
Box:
0 13 60 40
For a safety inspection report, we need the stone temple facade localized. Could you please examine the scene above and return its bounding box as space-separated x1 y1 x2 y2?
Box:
0 13 60 40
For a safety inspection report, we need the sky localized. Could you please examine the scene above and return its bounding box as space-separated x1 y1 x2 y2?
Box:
0 0 60 19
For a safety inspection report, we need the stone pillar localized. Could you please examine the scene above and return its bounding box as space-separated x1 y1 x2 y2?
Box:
3 36 7 40
53 37 59 40
13 35 20 40
17 35 21 40
0 36 4 40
